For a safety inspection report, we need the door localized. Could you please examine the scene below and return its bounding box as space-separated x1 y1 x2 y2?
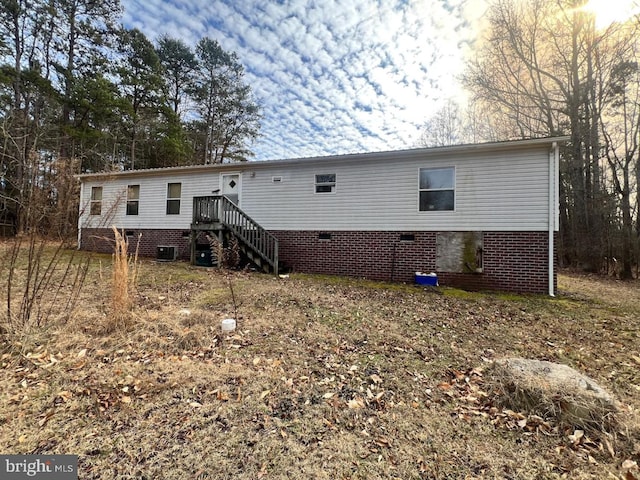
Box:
221 174 240 205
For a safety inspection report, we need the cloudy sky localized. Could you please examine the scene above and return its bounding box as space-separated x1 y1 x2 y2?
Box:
122 0 488 160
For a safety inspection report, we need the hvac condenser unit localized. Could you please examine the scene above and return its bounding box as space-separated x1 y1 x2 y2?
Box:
156 245 177 261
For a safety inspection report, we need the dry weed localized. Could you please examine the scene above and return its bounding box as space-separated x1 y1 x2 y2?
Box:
110 227 140 329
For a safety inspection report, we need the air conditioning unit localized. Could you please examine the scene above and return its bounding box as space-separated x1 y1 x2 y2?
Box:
156 245 177 261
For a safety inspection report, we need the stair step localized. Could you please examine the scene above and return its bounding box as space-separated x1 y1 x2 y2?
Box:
192 195 278 274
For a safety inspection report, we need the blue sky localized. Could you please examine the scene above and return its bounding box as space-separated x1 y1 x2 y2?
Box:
122 0 488 161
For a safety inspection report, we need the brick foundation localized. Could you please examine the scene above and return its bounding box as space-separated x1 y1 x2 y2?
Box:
272 230 555 294
80 228 195 260
80 228 556 294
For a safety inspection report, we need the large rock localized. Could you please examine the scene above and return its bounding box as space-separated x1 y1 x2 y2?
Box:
486 358 618 430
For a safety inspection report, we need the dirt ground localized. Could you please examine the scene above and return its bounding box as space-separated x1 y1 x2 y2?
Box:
1 252 639 479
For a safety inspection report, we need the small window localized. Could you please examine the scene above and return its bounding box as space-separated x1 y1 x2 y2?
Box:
90 187 102 215
315 174 336 194
167 183 181 215
126 185 139 215
318 232 332 240
272 176 283 183
419 167 455 211
400 233 415 242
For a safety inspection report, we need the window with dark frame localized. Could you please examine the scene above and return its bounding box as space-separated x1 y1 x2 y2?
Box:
419 167 455 211
126 185 140 215
315 173 336 193
90 186 102 215
166 182 181 215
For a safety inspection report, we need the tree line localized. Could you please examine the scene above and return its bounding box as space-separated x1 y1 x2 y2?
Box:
0 0 260 236
422 0 640 279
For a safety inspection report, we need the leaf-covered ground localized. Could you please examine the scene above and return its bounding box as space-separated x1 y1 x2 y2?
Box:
1 255 640 479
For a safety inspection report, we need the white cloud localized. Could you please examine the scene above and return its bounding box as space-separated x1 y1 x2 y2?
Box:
121 0 481 160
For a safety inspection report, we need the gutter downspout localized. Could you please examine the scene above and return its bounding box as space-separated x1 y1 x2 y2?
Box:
77 181 83 250
548 142 558 296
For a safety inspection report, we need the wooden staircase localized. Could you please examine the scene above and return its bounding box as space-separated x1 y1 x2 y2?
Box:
190 195 279 274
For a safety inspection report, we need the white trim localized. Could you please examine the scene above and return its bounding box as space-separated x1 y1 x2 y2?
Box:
77 181 84 249
548 142 558 297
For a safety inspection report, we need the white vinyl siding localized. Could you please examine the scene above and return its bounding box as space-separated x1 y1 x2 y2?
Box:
242 146 551 231
78 141 557 233
78 172 221 229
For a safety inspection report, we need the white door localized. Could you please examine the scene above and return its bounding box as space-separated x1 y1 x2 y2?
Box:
221 174 240 206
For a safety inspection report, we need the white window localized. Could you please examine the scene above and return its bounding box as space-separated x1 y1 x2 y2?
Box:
166 183 181 215
126 185 139 216
419 167 455 211
315 173 336 194
90 187 102 215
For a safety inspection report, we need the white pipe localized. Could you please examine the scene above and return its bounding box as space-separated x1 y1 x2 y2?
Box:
77 181 83 250
548 142 558 296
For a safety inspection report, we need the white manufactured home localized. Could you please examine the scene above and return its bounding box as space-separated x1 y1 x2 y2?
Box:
77 137 565 294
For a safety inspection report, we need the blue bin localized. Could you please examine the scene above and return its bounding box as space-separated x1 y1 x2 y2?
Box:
415 272 438 286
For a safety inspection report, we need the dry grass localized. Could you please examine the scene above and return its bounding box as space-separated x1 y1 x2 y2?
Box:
1 253 639 479
110 227 140 327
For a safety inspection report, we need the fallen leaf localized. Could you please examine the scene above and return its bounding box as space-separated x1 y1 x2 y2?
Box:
603 437 615 458
622 459 638 473
260 390 271 400
216 390 229 401
323 392 335 399
38 410 55 427
77 349 88 358
57 391 73 402
374 437 392 448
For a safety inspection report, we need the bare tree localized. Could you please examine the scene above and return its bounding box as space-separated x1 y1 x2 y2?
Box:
464 0 638 273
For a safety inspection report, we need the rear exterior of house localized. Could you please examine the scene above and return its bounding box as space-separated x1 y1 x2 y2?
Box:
77 137 563 294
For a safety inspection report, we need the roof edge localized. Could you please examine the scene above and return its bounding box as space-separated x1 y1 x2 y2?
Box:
76 136 570 181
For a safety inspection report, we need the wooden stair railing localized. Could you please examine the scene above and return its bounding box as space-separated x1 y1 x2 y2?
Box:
192 195 278 274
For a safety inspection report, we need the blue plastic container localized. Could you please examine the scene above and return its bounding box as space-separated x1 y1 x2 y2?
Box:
415 272 438 286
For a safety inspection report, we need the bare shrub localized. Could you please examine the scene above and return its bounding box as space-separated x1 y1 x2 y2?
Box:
207 234 240 322
0 235 90 351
